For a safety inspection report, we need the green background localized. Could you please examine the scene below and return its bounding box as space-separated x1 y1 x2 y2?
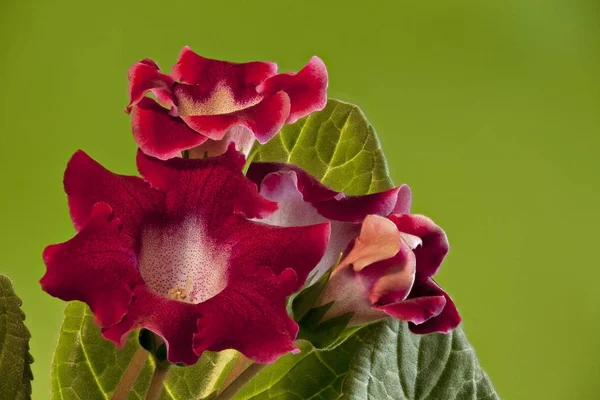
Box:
1 0 598 398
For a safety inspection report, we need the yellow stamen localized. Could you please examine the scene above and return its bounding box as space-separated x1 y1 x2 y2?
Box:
168 277 194 302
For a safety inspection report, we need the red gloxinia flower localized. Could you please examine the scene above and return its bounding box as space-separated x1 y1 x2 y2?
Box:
125 46 328 160
40 146 330 365
247 163 460 334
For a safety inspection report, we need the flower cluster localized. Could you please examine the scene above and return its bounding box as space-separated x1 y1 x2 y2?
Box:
41 47 460 367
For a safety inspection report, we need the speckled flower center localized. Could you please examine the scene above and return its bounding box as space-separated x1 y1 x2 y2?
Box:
139 219 229 304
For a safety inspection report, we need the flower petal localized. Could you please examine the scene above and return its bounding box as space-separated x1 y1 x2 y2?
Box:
171 46 278 87
187 126 256 158
194 267 300 363
389 214 449 279
64 150 164 236
339 214 401 271
102 285 204 365
251 169 358 279
40 203 142 327
228 220 331 288
406 279 461 334
247 162 405 222
136 145 278 221
257 56 328 123
131 97 209 160
126 58 175 113
317 263 385 327
179 91 291 143
393 184 412 214
359 241 417 305
377 295 446 325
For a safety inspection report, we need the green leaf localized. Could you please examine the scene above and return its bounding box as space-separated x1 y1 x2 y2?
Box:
342 320 498 400
234 321 498 400
242 99 498 399
0 274 33 400
51 301 237 399
253 99 393 196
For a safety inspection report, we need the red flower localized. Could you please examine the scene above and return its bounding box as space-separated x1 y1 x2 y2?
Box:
40 147 330 365
247 163 460 334
126 47 328 160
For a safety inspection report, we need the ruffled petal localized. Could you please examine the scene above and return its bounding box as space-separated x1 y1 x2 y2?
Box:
252 169 358 278
131 98 209 160
389 214 449 279
126 59 175 112
407 279 461 334
64 150 164 236
136 145 278 221
247 162 405 222
102 285 204 365
248 165 409 279
257 56 328 123
40 203 142 327
194 267 300 363
171 46 278 87
227 219 330 288
377 295 446 325
179 91 291 143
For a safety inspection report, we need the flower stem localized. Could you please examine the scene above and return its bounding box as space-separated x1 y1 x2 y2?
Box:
145 362 171 400
215 362 266 400
111 346 149 400
219 354 251 394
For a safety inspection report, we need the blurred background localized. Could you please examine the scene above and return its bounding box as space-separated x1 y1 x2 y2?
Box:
1 0 599 398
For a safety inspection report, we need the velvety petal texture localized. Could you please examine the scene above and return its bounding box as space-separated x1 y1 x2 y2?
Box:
41 146 330 365
248 162 406 279
126 46 328 159
249 162 460 334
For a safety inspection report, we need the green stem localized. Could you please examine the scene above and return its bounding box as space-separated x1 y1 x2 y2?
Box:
145 362 171 400
215 362 266 400
242 144 260 175
111 346 149 400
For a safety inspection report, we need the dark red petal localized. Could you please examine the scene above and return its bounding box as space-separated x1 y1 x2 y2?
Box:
377 296 446 325
227 220 331 288
247 162 338 202
171 46 278 87
102 286 204 365
407 279 461 334
257 56 328 123
126 58 175 113
389 214 449 279
136 145 278 221
248 163 406 222
180 91 291 143
131 97 209 160
194 267 300 363
64 150 164 236
40 203 142 327
250 169 354 279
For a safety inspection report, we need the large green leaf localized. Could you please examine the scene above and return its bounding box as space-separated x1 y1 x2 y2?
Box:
234 321 497 400
51 301 237 399
239 99 498 400
0 274 33 400
342 320 498 400
253 99 393 196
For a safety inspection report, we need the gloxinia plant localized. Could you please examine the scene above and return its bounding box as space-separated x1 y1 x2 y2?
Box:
0 46 498 400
